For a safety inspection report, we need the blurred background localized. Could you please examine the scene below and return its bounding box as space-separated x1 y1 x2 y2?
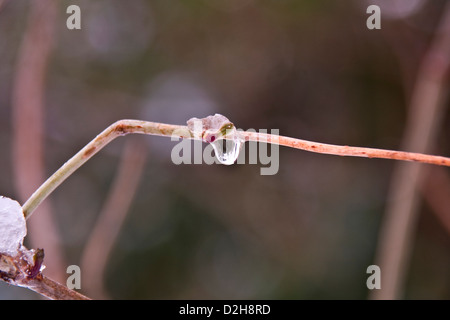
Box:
1 0 450 299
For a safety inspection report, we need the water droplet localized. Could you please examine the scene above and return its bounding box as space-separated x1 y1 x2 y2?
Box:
210 135 243 165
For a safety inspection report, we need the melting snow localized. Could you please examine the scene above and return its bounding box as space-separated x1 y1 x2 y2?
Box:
0 196 27 255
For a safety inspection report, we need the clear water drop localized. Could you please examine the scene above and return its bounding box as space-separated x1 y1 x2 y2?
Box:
210 136 243 165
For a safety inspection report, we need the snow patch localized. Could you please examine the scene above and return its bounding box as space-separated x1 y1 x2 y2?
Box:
0 196 27 255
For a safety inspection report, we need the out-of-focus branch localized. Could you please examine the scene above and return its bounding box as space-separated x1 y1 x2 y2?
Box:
11 0 66 282
0 0 7 12
371 3 450 300
422 167 450 235
81 138 147 299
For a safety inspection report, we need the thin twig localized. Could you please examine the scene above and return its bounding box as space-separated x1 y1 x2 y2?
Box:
22 119 450 221
22 120 184 219
0 250 90 300
24 275 90 300
243 132 450 166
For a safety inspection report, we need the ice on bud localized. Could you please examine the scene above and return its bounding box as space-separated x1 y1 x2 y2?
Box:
210 136 243 165
0 196 27 255
187 114 243 165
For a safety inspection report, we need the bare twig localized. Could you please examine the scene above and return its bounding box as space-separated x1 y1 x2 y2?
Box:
243 132 450 166
24 276 90 300
11 0 66 282
22 120 183 219
370 3 450 300
81 138 147 299
0 249 89 300
22 118 450 222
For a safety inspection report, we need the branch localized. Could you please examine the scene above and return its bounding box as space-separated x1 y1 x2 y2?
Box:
22 120 184 219
24 276 90 300
0 249 90 300
22 119 450 220
243 132 450 166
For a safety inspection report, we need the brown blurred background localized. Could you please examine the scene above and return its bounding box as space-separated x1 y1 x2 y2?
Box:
0 0 449 299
